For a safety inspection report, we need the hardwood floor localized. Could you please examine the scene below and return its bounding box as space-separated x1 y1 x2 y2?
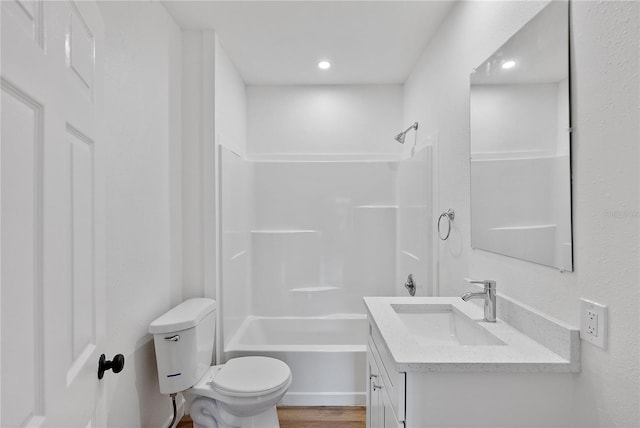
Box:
278 406 366 428
176 416 192 428
177 406 366 428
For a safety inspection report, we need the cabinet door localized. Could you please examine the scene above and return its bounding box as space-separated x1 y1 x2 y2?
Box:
369 346 404 428
382 387 405 428
367 348 383 428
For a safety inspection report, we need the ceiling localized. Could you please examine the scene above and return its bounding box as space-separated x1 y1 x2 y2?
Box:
162 1 455 85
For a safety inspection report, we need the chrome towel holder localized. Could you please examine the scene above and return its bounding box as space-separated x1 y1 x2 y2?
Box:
438 209 455 240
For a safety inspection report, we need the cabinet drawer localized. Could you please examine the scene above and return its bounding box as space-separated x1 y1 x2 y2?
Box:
369 330 406 421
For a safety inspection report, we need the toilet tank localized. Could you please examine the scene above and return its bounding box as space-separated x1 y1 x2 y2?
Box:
148 298 216 394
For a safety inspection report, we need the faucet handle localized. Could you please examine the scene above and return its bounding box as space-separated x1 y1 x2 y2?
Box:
464 278 496 290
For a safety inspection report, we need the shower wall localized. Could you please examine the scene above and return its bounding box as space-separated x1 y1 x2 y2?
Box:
251 159 398 317
219 150 400 343
219 147 253 345
396 147 432 296
220 149 434 346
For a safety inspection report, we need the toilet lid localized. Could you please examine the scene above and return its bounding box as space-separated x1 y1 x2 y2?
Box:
212 357 291 397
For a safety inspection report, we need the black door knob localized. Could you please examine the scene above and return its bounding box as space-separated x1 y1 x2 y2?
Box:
98 353 125 379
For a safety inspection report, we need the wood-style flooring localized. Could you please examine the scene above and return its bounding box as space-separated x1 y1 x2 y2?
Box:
177 406 366 428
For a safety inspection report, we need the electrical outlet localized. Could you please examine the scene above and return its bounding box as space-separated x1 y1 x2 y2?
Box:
586 310 598 336
580 298 607 349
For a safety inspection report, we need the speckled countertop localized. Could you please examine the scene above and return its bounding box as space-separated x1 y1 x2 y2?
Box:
364 296 580 373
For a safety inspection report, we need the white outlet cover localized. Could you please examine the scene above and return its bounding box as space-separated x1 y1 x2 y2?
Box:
580 298 608 349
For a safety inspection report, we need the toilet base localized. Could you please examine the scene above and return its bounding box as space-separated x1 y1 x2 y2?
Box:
189 396 280 428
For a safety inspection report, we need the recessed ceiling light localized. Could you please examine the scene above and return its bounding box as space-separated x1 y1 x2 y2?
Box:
318 61 331 70
502 60 516 69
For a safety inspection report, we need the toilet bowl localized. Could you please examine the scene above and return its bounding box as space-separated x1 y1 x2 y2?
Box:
148 298 292 428
187 358 292 428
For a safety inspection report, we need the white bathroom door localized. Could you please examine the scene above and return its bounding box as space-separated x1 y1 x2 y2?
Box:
1 1 107 427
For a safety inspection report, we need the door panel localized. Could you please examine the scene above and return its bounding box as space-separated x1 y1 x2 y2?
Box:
1 78 45 428
1 1 105 426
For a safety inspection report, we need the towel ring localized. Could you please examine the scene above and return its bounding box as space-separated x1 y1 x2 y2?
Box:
438 209 455 240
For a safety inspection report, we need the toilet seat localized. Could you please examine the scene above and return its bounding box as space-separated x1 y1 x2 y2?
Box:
210 356 291 397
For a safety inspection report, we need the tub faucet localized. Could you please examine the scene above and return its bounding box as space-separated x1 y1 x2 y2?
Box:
461 279 496 322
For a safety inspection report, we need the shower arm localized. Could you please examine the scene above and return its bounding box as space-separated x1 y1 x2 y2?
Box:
402 122 419 135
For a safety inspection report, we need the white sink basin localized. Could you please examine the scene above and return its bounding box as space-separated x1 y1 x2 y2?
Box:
391 303 505 346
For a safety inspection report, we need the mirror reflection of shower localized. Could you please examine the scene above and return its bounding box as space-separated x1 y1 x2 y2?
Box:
394 122 419 144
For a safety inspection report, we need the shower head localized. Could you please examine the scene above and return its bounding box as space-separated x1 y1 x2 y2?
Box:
394 122 419 144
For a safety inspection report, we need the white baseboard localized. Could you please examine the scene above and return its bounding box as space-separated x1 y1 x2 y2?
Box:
279 392 365 406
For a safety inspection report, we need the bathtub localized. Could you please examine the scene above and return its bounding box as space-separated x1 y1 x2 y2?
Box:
224 315 368 406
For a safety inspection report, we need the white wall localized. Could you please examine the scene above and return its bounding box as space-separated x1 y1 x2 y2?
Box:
181 30 217 301
181 30 206 300
404 1 639 425
182 32 248 304
246 85 403 155
212 38 247 360
100 2 182 426
215 38 247 157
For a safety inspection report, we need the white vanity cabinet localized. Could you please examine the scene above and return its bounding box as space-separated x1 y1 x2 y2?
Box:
364 297 581 428
366 321 575 428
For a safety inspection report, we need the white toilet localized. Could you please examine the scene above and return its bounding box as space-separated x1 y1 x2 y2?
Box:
149 298 292 428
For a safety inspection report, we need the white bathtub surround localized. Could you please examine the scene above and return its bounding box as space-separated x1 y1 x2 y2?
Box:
364 297 580 373
218 149 430 406
222 154 401 321
225 315 368 406
219 147 253 349
216 77 436 407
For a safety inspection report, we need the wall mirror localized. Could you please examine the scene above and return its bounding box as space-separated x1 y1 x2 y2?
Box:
470 1 573 271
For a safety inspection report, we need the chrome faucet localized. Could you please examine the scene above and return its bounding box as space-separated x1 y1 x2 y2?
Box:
461 279 497 322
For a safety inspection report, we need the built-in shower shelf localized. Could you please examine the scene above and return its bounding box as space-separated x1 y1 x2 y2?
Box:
250 229 320 234
290 286 339 293
471 151 569 161
246 153 403 162
489 224 557 231
354 205 399 209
